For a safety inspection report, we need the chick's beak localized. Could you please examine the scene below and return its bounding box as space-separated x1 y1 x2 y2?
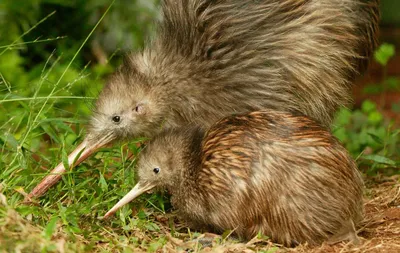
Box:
103 182 155 219
25 135 112 201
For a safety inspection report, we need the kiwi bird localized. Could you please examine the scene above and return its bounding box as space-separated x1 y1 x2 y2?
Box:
27 0 379 199
103 110 364 246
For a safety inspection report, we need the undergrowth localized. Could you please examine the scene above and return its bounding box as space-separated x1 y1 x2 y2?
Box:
0 2 399 252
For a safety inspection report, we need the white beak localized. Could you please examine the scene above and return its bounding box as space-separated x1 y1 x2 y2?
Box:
103 181 155 218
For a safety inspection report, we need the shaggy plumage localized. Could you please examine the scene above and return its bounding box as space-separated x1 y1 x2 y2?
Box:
91 0 380 142
27 0 379 199
104 110 364 246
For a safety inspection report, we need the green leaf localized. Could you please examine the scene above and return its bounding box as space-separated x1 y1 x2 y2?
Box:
42 217 59 240
333 127 348 143
99 173 108 192
374 43 396 66
144 222 160 232
367 132 383 145
333 108 352 126
367 111 383 125
221 229 233 240
51 120 75 134
61 145 70 172
391 129 400 138
40 122 61 143
361 100 377 114
385 77 400 90
362 154 397 166
137 210 147 219
0 132 19 149
147 239 163 253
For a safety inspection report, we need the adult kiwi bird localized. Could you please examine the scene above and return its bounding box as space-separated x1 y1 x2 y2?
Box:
103 110 364 246
27 0 379 199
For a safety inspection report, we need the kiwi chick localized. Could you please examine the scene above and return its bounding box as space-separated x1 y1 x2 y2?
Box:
104 110 364 246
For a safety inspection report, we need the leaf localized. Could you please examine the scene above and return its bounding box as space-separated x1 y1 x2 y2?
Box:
147 240 163 252
265 248 279 253
367 111 383 125
0 132 19 149
374 43 396 66
42 217 59 240
137 210 147 220
51 120 75 134
333 127 348 143
367 132 383 145
361 100 377 114
40 122 61 143
144 222 160 232
391 129 400 138
333 108 352 126
99 173 108 192
362 154 397 166
221 229 233 240
385 77 400 90
61 145 70 171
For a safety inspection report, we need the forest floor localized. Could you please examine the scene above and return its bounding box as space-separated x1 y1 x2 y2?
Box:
0 176 399 252
1 28 400 253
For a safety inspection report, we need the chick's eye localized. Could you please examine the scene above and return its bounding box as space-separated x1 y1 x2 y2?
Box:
112 116 120 123
153 167 160 174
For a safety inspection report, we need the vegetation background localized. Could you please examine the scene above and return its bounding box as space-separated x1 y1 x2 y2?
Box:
0 0 399 252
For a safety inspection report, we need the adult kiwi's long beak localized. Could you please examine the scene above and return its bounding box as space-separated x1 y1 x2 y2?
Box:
103 182 155 219
25 135 111 201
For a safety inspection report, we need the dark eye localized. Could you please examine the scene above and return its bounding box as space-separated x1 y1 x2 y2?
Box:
112 116 120 123
153 167 160 174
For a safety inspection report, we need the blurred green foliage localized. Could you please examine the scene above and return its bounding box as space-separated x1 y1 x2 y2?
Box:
333 43 399 175
333 100 399 175
0 0 159 91
0 0 159 155
381 0 400 25
374 43 396 66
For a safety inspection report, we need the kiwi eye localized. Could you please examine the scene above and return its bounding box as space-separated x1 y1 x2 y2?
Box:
112 116 120 123
153 167 160 174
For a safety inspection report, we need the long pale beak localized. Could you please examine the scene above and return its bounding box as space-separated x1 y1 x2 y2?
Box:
103 182 155 219
25 135 111 201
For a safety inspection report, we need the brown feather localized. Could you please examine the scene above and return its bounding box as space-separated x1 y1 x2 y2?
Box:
90 0 380 142
134 110 364 246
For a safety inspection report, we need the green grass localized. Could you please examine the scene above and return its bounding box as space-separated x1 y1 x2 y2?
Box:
0 5 400 253
0 4 223 252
